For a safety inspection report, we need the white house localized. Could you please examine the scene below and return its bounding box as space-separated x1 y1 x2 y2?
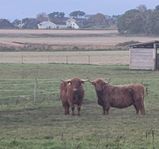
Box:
66 18 79 29
38 21 57 29
56 23 67 29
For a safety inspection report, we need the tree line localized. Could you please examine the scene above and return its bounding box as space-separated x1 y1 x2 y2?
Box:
117 5 159 35
0 10 116 29
1 5 159 35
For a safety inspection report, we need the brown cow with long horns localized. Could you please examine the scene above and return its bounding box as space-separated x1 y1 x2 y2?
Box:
90 78 145 115
60 78 87 116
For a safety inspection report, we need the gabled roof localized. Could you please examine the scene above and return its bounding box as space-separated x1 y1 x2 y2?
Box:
66 18 77 22
130 40 159 48
39 21 56 25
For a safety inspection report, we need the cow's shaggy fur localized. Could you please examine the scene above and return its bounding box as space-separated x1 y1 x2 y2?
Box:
91 79 145 115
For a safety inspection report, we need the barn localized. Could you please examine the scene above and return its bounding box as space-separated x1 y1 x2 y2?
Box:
129 41 159 70
37 21 57 29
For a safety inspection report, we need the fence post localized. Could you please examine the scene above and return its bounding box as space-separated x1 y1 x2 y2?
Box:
66 56 68 64
48 55 49 64
21 55 24 64
34 78 38 103
88 55 90 64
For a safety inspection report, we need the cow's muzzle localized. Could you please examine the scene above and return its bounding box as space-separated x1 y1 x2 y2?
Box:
73 88 78 92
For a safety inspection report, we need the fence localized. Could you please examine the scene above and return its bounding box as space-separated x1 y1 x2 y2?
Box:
0 79 60 106
0 51 129 65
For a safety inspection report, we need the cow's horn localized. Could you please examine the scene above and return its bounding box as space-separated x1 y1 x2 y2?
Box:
88 80 95 84
81 79 88 82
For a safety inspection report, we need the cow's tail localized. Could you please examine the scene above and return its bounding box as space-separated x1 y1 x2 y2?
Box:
140 82 149 96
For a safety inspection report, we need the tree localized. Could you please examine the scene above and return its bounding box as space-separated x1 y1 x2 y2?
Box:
155 5 159 11
36 12 48 22
117 4 159 35
22 18 40 29
89 13 107 25
69 11 85 18
0 19 15 29
117 9 146 34
150 10 159 35
48 12 65 19
137 4 147 12
12 19 22 28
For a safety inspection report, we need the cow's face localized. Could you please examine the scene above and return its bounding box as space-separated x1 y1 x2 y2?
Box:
68 78 85 92
91 79 106 92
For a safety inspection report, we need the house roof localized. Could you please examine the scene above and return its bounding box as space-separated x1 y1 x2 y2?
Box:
66 18 78 23
50 17 68 25
130 40 159 48
39 21 56 25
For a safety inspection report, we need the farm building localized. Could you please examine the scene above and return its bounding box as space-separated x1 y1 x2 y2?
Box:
38 21 57 29
66 18 79 29
129 41 159 70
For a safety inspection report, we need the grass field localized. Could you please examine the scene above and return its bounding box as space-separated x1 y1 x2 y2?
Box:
1 29 159 51
0 63 159 149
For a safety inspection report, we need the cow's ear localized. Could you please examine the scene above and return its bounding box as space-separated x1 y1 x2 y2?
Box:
102 82 107 89
81 81 85 84
67 81 72 85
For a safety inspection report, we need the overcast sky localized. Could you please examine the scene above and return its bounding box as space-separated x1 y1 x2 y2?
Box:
0 0 159 20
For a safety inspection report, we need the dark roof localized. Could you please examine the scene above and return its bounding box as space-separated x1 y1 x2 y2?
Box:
50 17 68 25
130 40 159 48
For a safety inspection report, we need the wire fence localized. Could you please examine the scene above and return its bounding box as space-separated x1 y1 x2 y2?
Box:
0 51 129 65
0 79 60 106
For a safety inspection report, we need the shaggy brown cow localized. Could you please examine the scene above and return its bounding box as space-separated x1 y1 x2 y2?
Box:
91 79 145 115
60 78 86 116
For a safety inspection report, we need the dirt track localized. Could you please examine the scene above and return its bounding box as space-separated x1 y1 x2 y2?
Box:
0 29 159 50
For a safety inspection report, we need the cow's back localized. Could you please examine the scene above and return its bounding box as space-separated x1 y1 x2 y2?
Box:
105 85 134 108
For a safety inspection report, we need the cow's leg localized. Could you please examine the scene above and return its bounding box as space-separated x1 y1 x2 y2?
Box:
64 103 70 115
133 103 139 115
66 104 70 115
67 105 70 115
105 106 110 115
77 105 81 116
139 99 145 115
63 103 67 115
102 106 109 115
140 107 145 115
64 106 67 115
104 104 110 115
102 106 106 115
71 105 75 116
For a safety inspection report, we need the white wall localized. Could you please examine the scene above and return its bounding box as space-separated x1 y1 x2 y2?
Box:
129 48 156 70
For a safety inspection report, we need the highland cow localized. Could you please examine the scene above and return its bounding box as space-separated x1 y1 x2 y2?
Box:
60 78 86 116
91 79 145 115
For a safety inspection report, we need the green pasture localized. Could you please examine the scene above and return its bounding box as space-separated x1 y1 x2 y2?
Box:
0 63 159 149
